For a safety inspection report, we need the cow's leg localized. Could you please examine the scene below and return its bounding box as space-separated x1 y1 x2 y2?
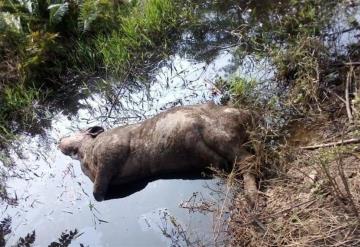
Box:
235 149 259 207
243 172 258 207
93 166 112 202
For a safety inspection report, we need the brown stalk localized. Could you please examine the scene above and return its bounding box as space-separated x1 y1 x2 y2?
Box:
300 138 360 150
345 66 354 122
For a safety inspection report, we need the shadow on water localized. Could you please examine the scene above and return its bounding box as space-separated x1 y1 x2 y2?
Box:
1 0 360 246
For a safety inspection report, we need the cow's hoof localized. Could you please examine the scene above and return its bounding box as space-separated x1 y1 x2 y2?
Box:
93 192 105 202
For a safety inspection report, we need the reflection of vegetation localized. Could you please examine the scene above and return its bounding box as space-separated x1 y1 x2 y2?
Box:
0 216 11 247
48 229 79 247
0 216 35 247
0 216 79 247
14 231 36 247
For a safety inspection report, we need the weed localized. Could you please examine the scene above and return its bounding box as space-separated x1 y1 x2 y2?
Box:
97 0 185 76
229 76 258 107
273 37 330 110
0 0 190 143
0 84 39 142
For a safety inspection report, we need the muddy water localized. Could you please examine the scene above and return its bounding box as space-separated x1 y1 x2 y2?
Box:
2 50 237 246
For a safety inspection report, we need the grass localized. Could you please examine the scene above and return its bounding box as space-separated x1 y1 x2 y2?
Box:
206 0 360 245
0 84 39 144
97 0 186 76
230 0 341 113
229 77 257 105
0 0 190 145
272 36 330 110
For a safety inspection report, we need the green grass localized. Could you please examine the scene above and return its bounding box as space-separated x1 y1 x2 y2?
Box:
97 0 184 76
229 76 257 106
0 0 190 144
0 84 39 143
272 36 329 108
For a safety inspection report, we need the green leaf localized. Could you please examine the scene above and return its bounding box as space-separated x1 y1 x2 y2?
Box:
0 12 22 32
48 2 69 25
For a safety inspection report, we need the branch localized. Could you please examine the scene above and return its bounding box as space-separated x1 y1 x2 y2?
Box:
300 138 360 150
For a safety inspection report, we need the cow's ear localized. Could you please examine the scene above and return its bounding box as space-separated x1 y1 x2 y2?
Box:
86 126 104 137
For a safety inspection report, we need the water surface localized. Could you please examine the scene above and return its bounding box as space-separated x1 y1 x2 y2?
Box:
2 49 236 246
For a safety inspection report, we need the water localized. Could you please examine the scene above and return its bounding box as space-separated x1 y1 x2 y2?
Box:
1 49 236 246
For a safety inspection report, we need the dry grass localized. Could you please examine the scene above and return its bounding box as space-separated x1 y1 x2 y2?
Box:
227 118 360 246
209 65 360 245
219 54 360 247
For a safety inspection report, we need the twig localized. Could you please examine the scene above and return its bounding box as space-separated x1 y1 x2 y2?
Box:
337 153 360 219
345 67 354 122
344 62 360 66
204 79 222 95
326 88 346 104
333 62 360 67
300 138 360 150
106 66 134 119
325 27 359 37
213 167 232 244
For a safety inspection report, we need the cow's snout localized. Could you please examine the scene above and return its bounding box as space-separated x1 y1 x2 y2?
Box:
58 137 68 154
57 136 65 145
58 135 77 155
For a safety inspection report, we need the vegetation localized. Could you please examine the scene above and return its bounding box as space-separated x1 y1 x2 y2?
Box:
98 0 186 76
212 0 360 246
1 0 360 245
0 0 188 145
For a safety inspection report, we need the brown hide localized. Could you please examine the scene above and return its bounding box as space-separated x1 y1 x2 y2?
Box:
58 103 253 201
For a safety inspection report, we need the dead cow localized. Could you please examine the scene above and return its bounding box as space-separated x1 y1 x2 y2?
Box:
58 103 257 201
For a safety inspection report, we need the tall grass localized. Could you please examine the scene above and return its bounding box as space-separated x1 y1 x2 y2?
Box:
0 0 189 144
0 84 39 142
97 0 183 76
